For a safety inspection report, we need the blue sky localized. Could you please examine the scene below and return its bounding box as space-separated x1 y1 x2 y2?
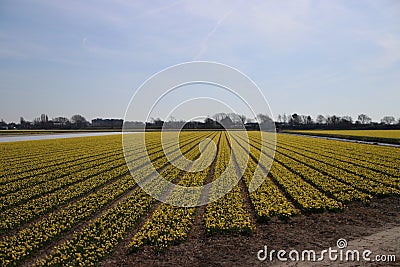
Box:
1 0 399 123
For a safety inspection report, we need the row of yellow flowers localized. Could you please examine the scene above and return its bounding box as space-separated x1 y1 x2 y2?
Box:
231 135 299 221
1 148 119 196
0 163 129 233
129 133 219 252
1 132 209 266
1 130 399 265
274 143 400 197
204 132 254 235
243 134 344 212
244 137 371 204
251 133 400 197
0 140 119 186
0 173 138 266
1 157 127 211
0 132 186 197
0 132 202 232
0 135 122 180
277 138 400 189
35 133 213 266
278 134 400 175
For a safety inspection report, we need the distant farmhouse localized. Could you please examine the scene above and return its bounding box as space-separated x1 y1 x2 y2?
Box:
91 118 123 129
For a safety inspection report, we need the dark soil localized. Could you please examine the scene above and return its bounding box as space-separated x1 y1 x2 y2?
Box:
101 196 400 266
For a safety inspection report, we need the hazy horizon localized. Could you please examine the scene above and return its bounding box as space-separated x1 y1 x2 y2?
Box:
1 1 399 123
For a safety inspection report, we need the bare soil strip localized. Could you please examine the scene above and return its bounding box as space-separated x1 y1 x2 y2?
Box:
112 196 400 266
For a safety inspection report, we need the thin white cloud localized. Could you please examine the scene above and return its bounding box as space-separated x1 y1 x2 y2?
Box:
193 9 233 60
352 30 400 72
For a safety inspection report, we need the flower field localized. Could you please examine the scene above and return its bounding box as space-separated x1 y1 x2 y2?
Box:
0 131 399 266
286 129 400 145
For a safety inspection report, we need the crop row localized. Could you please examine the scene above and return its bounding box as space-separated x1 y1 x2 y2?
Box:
279 134 400 168
241 135 372 204
33 133 216 266
0 132 211 265
0 132 184 187
204 132 254 235
230 135 299 220
0 136 100 164
276 135 400 178
1 147 121 194
128 133 219 252
239 135 344 212
279 144 399 190
0 133 209 233
0 135 122 174
0 172 141 266
0 133 188 207
250 133 400 196
255 134 400 197
0 142 118 182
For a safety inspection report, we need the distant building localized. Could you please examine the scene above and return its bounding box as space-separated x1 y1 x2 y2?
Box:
91 118 123 129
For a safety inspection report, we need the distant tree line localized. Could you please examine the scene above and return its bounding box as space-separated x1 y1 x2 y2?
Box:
135 112 273 130
275 113 400 131
0 114 91 130
0 112 274 131
1 112 399 131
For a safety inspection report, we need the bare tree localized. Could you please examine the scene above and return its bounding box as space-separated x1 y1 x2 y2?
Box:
357 114 371 124
306 115 313 124
316 115 326 124
40 114 48 123
303 115 310 124
381 116 395 125
227 113 241 124
283 113 288 124
33 117 40 126
53 117 70 127
238 114 247 124
257 113 273 124
212 113 227 122
290 113 300 125
71 114 88 128
326 115 341 125
164 116 185 129
152 117 163 126
341 116 353 124
300 115 308 124
277 114 282 123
